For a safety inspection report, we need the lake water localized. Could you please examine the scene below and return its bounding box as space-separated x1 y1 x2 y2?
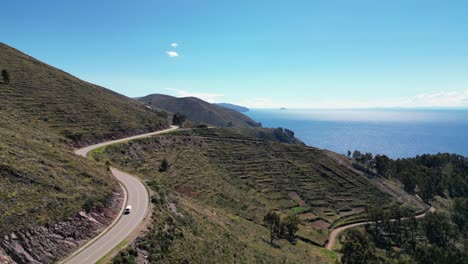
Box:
246 109 468 158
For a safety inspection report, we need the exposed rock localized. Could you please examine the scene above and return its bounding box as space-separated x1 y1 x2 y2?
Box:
0 187 123 263
0 247 16 264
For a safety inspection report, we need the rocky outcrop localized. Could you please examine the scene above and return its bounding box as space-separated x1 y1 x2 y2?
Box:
0 188 123 264
0 247 15 264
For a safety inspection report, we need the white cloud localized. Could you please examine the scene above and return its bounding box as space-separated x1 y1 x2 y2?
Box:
404 90 468 107
170 43 178 48
166 51 179 57
235 90 468 109
165 88 224 103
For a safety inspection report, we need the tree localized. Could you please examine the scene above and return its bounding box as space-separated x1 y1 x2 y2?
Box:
2 69 9 84
264 211 282 244
159 159 169 172
401 172 416 193
105 160 111 171
341 229 378 264
407 215 418 251
172 112 186 126
375 154 391 176
422 212 454 248
452 198 468 235
352 150 363 162
363 152 373 170
283 214 300 242
366 205 384 236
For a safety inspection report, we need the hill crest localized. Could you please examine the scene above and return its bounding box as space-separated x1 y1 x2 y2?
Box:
139 93 260 128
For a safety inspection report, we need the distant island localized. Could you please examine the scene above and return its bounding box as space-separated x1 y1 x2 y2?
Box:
216 103 250 112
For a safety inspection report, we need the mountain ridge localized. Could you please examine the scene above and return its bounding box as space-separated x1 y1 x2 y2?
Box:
139 93 259 128
216 102 250 112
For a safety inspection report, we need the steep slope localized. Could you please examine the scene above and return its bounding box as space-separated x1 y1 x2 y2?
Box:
0 109 124 263
0 43 169 147
93 128 426 263
0 43 169 262
139 94 259 128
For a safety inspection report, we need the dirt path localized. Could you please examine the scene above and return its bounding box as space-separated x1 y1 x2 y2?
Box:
325 207 435 250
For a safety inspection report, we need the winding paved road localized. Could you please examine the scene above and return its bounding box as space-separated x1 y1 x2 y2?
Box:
62 126 178 264
63 124 433 259
325 207 435 250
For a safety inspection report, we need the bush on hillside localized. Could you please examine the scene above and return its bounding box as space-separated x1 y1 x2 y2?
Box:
2 69 10 84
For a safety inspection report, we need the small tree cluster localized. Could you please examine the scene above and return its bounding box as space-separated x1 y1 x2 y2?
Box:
172 112 187 126
352 150 374 171
350 151 467 203
283 214 300 242
159 159 169 172
112 246 138 264
263 211 300 244
341 229 378 264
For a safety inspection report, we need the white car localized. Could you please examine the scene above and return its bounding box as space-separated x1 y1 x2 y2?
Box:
124 205 132 214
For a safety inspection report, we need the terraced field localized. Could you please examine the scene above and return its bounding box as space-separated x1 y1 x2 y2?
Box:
93 128 421 262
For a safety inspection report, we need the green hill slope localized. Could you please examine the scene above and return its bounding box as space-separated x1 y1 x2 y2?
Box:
0 110 115 235
0 43 169 147
139 94 259 128
93 128 425 263
0 43 170 261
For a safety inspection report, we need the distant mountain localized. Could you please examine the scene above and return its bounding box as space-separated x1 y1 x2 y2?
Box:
139 94 260 128
216 103 249 112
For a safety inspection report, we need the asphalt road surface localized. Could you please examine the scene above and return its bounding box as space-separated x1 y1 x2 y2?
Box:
63 126 178 264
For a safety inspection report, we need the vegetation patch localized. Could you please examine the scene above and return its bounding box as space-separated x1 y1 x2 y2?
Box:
291 206 308 214
93 128 415 263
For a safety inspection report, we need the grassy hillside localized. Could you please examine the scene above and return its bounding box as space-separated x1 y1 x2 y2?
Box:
139 94 303 144
0 43 169 147
139 94 259 128
0 42 170 237
92 128 424 263
0 109 116 235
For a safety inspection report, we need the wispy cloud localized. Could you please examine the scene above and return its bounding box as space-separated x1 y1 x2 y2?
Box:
405 90 468 107
235 90 468 109
170 43 178 48
166 51 179 57
165 88 224 103
344 90 468 108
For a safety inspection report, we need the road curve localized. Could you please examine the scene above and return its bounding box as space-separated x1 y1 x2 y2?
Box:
325 207 435 250
63 126 178 264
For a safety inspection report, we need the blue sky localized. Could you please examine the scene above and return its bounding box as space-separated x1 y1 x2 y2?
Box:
2 0 468 108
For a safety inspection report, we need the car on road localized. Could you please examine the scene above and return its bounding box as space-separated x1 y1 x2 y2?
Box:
124 205 132 214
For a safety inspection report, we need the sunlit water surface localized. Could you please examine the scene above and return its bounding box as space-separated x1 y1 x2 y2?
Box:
246 109 468 158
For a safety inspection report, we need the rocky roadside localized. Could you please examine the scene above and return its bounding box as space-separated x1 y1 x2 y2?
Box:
0 185 124 264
